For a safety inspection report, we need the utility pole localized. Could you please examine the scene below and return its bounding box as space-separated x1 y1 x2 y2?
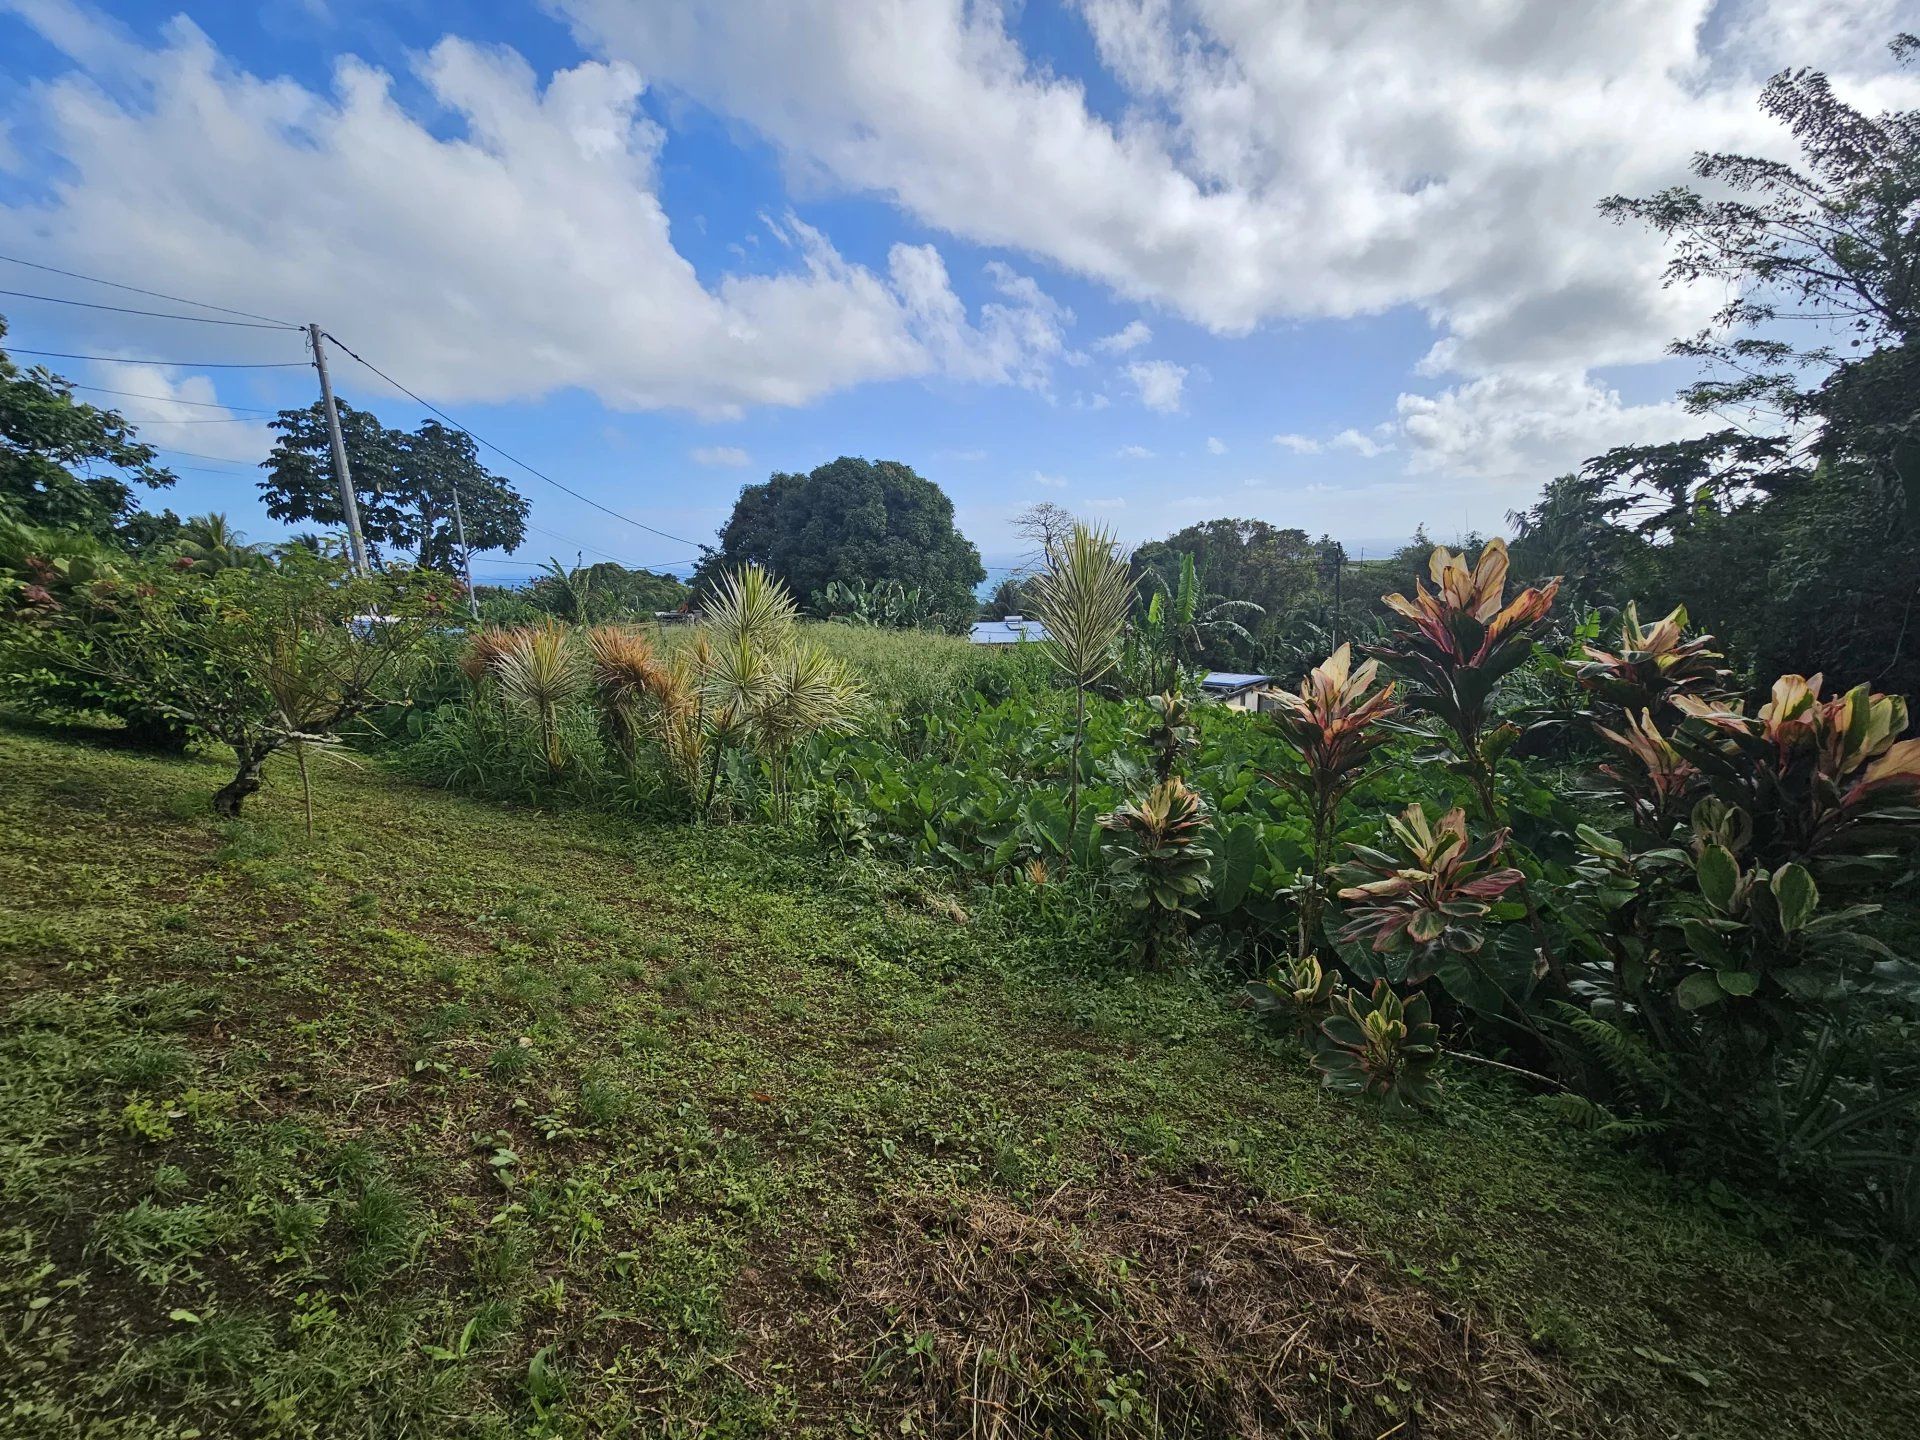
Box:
449 480 480 620
308 323 370 577
1332 546 1344 648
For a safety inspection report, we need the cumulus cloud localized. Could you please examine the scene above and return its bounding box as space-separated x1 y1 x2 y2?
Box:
1272 433 1322 454
1330 428 1392 459
691 445 751 467
1094 319 1152 354
1033 469 1069 488
1124 359 1186 413
1116 444 1155 459
86 362 276 464
0 5 1071 417
553 0 1916 481
1205 436 1226 455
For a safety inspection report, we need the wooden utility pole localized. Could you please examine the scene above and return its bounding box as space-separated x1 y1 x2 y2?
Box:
308 323 370 576
449 480 480 619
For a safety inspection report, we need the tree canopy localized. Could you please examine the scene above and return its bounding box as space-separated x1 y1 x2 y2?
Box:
696 456 984 625
1132 519 1327 669
0 317 176 536
261 404 528 572
1512 34 1920 696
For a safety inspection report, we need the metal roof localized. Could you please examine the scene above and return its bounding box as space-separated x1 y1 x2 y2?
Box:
969 618 1049 645
1199 671 1272 690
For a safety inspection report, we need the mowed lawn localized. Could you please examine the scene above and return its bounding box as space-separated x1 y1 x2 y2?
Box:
3 721 1918 1438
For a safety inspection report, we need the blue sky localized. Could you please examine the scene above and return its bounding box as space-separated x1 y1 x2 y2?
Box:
1 0 1912 580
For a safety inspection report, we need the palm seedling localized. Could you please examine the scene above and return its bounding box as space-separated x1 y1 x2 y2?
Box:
493 620 585 778
1032 523 1135 851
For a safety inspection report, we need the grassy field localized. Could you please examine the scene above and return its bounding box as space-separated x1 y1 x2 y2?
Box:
4 720 1919 1438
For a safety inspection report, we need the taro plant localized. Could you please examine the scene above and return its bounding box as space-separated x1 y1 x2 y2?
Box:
1098 776 1213 965
1033 523 1135 850
1262 643 1400 956
1316 980 1443 1112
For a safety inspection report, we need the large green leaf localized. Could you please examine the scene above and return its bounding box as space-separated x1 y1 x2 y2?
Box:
1696 845 1740 912
1771 863 1818 934
1675 971 1726 1009
1204 819 1259 913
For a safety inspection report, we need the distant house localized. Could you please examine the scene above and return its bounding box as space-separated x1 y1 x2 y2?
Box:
1198 671 1278 711
969 614 1050 645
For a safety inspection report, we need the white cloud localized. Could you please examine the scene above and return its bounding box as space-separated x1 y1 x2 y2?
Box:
691 445 750 467
1094 319 1152 354
1205 436 1226 455
1116 443 1155 459
1272 433 1323 454
1087 496 1127 509
1032 469 1068 488
1124 359 1186 413
1330 428 1392 459
0 6 1071 417
1395 370 1699 486
553 0 1917 480
87 362 276 464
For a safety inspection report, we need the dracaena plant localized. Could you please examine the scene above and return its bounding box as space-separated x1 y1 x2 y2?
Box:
1571 602 1734 725
1375 539 1560 825
1098 776 1213 965
1244 952 1340 1041
1671 673 1920 875
1595 708 1700 834
1332 804 1525 985
1315 980 1443 1112
1262 643 1401 956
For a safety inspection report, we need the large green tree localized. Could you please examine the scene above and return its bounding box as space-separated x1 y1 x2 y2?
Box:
0 317 176 535
1557 35 1920 694
261 405 528 572
1132 519 1324 668
696 456 984 624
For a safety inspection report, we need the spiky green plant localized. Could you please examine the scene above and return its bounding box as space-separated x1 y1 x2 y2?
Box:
1032 523 1135 849
493 620 586 778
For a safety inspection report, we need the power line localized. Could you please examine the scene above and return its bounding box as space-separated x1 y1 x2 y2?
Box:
321 330 705 551
0 251 298 327
152 445 264 466
10 347 305 369
58 382 280 415
0 287 298 330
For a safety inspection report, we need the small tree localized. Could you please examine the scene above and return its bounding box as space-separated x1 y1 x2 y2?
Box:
1032 523 1135 848
61 552 444 817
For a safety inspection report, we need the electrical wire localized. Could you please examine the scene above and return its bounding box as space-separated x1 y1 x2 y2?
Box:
57 382 280 415
152 446 264 467
0 287 297 330
0 251 299 327
9 347 305 369
321 330 705 551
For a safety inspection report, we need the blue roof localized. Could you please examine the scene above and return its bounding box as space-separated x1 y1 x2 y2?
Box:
1199 671 1272 690
969 618 1049 645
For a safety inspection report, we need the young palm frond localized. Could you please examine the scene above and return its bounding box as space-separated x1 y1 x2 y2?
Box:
705 563 799 650
1032 523 1135 846
494 620 586 777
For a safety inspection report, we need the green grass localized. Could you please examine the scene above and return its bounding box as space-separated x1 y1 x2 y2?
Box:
3 719 1918 1437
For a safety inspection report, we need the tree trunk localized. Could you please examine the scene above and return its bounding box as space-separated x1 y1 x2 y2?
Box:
212 743 273 818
